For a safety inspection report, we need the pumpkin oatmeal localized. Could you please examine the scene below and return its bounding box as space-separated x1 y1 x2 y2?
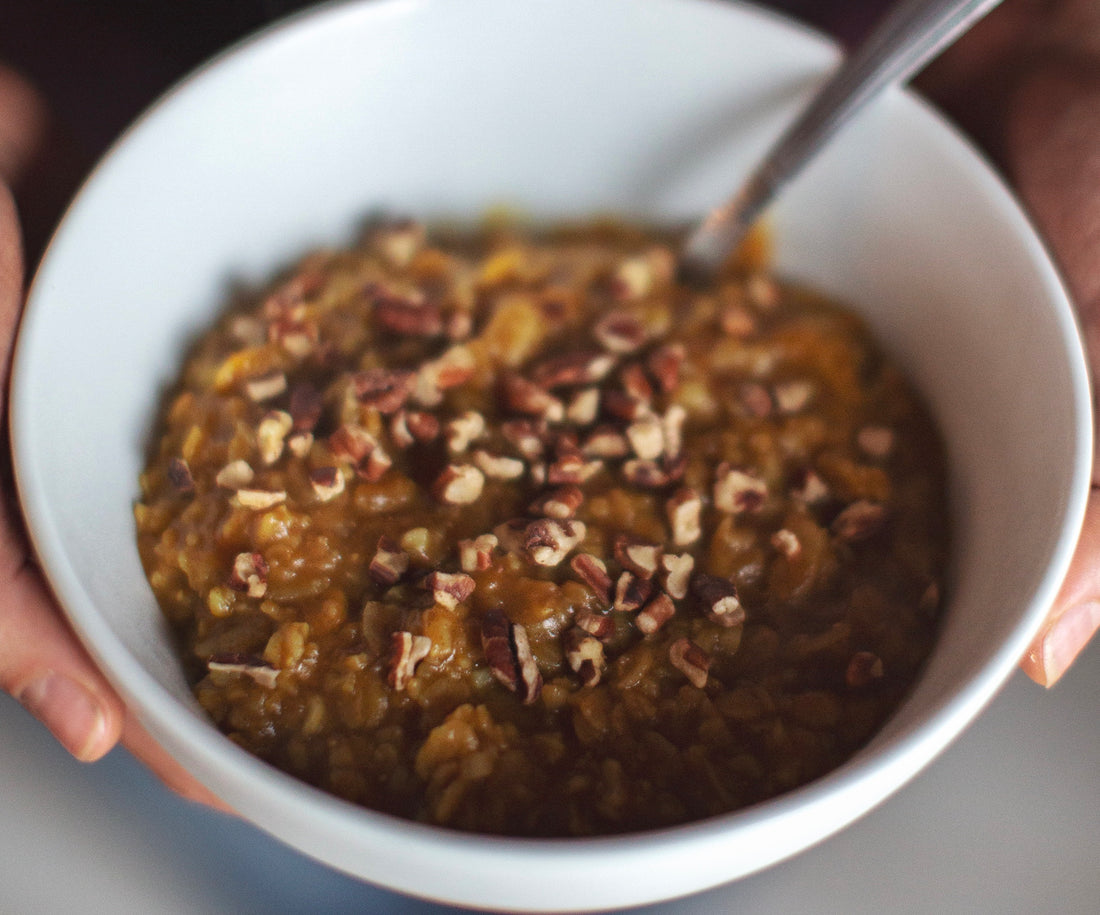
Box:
134 220 949 836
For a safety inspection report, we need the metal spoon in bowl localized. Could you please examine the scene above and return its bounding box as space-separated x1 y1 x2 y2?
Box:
680 0 1005 280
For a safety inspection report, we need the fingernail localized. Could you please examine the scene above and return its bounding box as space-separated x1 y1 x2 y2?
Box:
1038 600 1100 686
18 672 108 762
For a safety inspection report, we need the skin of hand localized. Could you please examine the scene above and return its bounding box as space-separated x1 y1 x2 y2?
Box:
920 0 1100 686
0 64 227 808
0 0 1097 797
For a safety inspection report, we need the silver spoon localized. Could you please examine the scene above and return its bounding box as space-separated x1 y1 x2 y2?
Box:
680 0 1005 279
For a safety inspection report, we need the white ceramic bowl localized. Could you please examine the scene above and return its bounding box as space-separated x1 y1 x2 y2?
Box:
10 0 1091 911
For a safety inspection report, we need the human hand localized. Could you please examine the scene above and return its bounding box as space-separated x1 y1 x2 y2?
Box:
0 64 226 807
920 0 1100 686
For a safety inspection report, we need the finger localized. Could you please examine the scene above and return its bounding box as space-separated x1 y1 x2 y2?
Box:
0 64 49 189
121 713 235 813
1022 490 1100 686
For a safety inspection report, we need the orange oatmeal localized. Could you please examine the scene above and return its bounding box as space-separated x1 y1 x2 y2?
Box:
134 220 949 836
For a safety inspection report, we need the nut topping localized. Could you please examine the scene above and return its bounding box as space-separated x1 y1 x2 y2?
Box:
352 368 414 414
388 631 432 689
287 431 314 458
529 484 584 519
547 453 604 485
621 458 672 489
666 487 702 547
445 410 487 454
613 571 655 613
524 519 587 566
614 536 662 580
473 449 526 481
857 425 895 459
791 468 830 505
563 628 606 687
660 552 695 600
369 536 409 586
692 573 745 628
501 419 547 460
635 592 676 635
433 464 485 505
207 654 279 689
257 410 294 464
373 293 444 338
228 552 269 598
481 609 542 703
232 488 288 510
425 570 476 609
501 372 564 422
166 457 194 493
531 350 616 389
626 413 665 461
566 387 600 426
846 651 885 688
593 310 648 354
459 534 499 572
570 553 613 603
329 424 377 466
669 637 711 689
581 426 630 459
713 464 768 514
288 382 324 431
774 380 815 414
771 528 801 559
309 466 346 501
832 500 888 542
646 343 684 394
215 459 255 490
245 370 288 402
738 382 773 419
575 610 614 640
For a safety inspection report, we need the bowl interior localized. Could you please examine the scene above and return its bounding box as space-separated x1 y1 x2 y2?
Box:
11 0 1090 910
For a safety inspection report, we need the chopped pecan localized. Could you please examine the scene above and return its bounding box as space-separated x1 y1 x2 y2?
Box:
669 637 711 689
232 488 288 510
433 464 485 505
575 610 615 640
530 350 616 389
268 313 318 358
481 609 541 703
626 413 665 461
372 292 444 338
614 536 662 580
857 425 895 459
207 654 279 689
288 382 324 431
738 382 773 419
352 368 414 414
215 459 255 490
228 552 269 598
473 449 525 481
563 628 606 687
501 419 547 460
166 457 194 493
666 487 703 547
359 444 393 482
713 463 768 513
329 424 377 466
832 500 888 542
458 533 499 572
661 404 687 460
692 573 745 628
646 343 684 394
547 453 604 485
414 344 476 406
445 410 487 453
286 431 314 458
771 528 801 558
773 379 815 414
257 410 294 464
622 458 672 488
603 387 649 422
660 552 695 600
570 553 613 603
524 519 587 566
501 372 564 421
390 409 439 448
369 536 409 586
530 484 584 519
636 592 676 635
447 309 474 341
370 220 426 268
791 468 830 505
613 571 655 613
719 303 757 337
492 518 529 553
245 370 287 402
309 466 345 501
610 247 674 300
566 387 600 425
619 362 655 406
426 570 476 609
846 651 885 688
593 310 648 354
581 426 630 459
388 631 432 689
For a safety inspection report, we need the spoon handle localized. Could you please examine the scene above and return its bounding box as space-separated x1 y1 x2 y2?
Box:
680 0 1004 278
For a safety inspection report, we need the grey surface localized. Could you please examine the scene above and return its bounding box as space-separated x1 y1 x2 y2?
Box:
1 647 1097 915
